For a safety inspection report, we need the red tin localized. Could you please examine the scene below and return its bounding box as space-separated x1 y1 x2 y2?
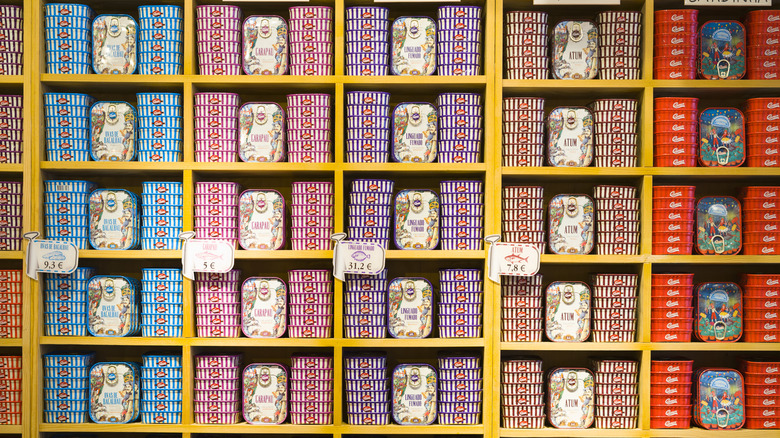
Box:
745 417 780 429
653 208 694 222
741 273 780 287
651 394 692 406
654 67 696 80
741 186 780 199
655 45 697 58
744 296 780 309
655 132 697 145
651 307 694 319
655 33 698 46
747 156 780 167
652 286 695 298
655 120 698 134
655 97 699 111
650 416 692 429
654 220 695 234
652 296 693 309
655 9 698 23
651 383 692 396
652 359 694 374
655 109 698 122
652 242 694 255
747 98 780 112
651 272 695 286
652 330 693 342
744 242 780 254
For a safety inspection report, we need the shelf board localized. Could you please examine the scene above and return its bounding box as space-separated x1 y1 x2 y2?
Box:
0 76 22 85
500 428 643 437
503 167 646 177
540 255 645 264
0 251 21 260
41 424 484 434
342 163 487 173
40 336 185 346
342 424 485 434
501 342 645 351
386 250 485 259
191 162 337 173
41 74 185 86
650 255 780 264
191 337 335 348
0 164 22 173
0 425 22 434
191 75 338 86
345 75 488 86
41 162 189 174
341 338 485 348
0 339 21 348
78 250 181 259
234 250 332 260
40 424 187 433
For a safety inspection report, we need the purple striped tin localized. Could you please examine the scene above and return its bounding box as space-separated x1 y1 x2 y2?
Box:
289 6 333 21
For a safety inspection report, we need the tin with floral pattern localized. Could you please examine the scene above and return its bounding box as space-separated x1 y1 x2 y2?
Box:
391 17 436 75
392 364 437 425
92 15 137 74
88 362 140 424
238 190 285 250
548 194 595 255
694 368 745 429
547 107 594 167
548 367 595 428
241 277 286 338
238 103 285 162
242 363 288 424
698 108 745 167
699 21 746 80
87 275 140 337
392 102 437 163
551 20 598 79
695 282 743 342
388 277 433 338
394 189 439 250
545 281 591 342
89 101 136 161
695 196 742 255
242 16 288 75
88 189 139 250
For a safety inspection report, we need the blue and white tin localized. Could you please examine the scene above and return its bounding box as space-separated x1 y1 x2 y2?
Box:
138 18 183 32
92 15 138 74
392 102 437 163
45 15 91 30
88 189 140 250
137 63 182 75
137 151 181 162
140 411 181 424
89 362 141 424
89 101 137 161
137 116 182 130
141 324 182 337
142 354 182 369
138 53 183 65
45 3 94 19
142 181 183 195
238 103 285 162
46 39 90 55
48 50 91 65
87 275 140 337
44 179 96 193
138 40 181 54
242 16 288 75
391 17 436 76
138 29 183 43
47 62 92 74
44 92 95 111
45 27 91 42
138 127 182 141
44 410 88 423
138 5 183 20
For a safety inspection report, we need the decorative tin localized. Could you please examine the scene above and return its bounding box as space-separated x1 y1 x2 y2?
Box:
548 194 595 255
695 369 745 430
548 368 595 428
392 364 437 425
89 102 136 161
388 277 433 338
238 103 285 162
242 16 288 75
88 362 140 424
699 108 745 167
699 21 746 80
394 189 439 250
696 282 743 342
547 107 594 167
238 190 285 250
92 15 138 74
87 275 139 336
696 196 742 255
545 281 591 342
391 17 436 76
241 277 286 338
551 21 598 79
242 363 288 424
392 103 437 163
89 189 139 250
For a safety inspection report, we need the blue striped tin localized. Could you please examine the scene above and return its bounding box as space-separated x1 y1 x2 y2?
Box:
45 399 89 412
139 19 183 33
44 276 90 292
44 92 94 109
137 151 181 162
138 5 183 20
137 63 183 75
140 411 181 424
141 217 183 230
137 116 182 130
141 390 183 402
136 92 181 107
141 193 183 205
43 352 95 368
141 366 182 380
46 149 91 162
141 225 183 238
43 410 88 423
141 324 182 337
142 269 182 283
46 117 89 129
46 39 90 54
138 128 183 141
138 53 183 65
140 401 182 413
45 16 91 30
47 50 91 64
45 3 94 19
44 364 90 379
137 139 182 151
141 279 184 293
138 30 183 43
45 323 87 336
43 388 88 400
45 226 89 240
137 106 182 118
44 27 90 41
44 179 96 193
46 214 89 227
138 40 181 54
142 354 182 368
140 377 182 391
141 314 182 327
45 301 88 314
141 292 183 304
46 127 89 141
44 191 88 204
46 62 92 75
44 377 89 389
46 267 95 283
46 135 90 148
45 311 86 325
44 202 88 216
142 205 182 218
141 303 182 316
141 181 183 195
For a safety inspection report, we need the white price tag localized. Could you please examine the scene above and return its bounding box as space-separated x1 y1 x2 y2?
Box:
180 231 235 280
24 232 79 279
485 235 541 284
684 0 771 5
331 233 386 281
535 0 620 4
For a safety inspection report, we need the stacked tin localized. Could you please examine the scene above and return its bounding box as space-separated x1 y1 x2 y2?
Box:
288 7 333 76
502 97 545 167
504 11 548 80
597 11 641 80
593 359 639 428
194 354 241 424
44 3 93 74
288 269 332 338
746 98 780 168
44 180 96 249
196 5 241 75
591 274 638 343
43 352 95 423
0 182 20 251
43 92 94 161
345 353 389 424
502 186 545 253
649 358 694 428
141 268 183 337
344 270 387 338
654 97 699 167
137 92 182 162
195 271 241 337
137 5 183 75
141 181 183 250
291 181 333 250
741 186 778 255
346 91 390 163
290 355 333 424
590 99 638 167
438 355 481 424
740 359 780 428
0 6 21 76
501 357 544 428
650 273 695 342
438 93 482 164
501 275 543 342
194 92 239 162
437 6 481 76
345 7 388 76
0 96 20 164
594 185 640 255
652 185 695 255
287 93 331 162
0 356 20 424
439 269 482 338
654 9 698 80
348 179 394 248
194 181 240 246
0 270 21 339
440 180 483 250
43 267 94 337
742 274 780 343
141 354 182 423
746 10 780 80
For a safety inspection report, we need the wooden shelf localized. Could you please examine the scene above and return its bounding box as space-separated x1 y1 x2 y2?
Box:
503 167 647 177
0 164 22 173
0 76 23 85
386 250 486 260
0 251 22 260
0 425 22 434
40 337 185 346
540 255 645 264
0 339 21 348
342 163 487 173
341 338 485 348
41 162 189 173
41 73 186 86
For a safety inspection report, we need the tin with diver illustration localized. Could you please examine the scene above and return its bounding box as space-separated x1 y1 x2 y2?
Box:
394 189 439 250
88 362 141 424
92 15 138 74
88 189 140 250
241 277 287 338
392 102 437 163
548 194 595 255
242 16 288 75
695 282 743 342
694 368 745 430
696 196 742 255
699 108 745 167
89 101 137 161
238 189 285 250
547 367 595 429
237 103 285 162
699 21 746 80
87 275 140 337
551 20 598 79
387 277 433 339
392 364 437 425
391 17 436 76
547 107 594 167
545 281 591 342
242 363 288 425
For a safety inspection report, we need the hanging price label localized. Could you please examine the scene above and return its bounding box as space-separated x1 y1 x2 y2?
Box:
485 234 541 283
24 232 79 279
180 231 235 280
331 233 386 281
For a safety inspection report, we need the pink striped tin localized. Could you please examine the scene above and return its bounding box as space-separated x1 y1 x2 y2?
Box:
195 93 239 107
197 5 241 20
199 64 241 76
290 6 333 21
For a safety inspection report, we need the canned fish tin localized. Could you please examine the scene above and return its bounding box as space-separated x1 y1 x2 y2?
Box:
548 368 595 428
88 189 139 250
694 368 745 429
89 362 141 423
392 364 437 425
696 282 742 342
387 277 433 338
394 189 439 250
547 107 594 167
699 21 746 80
87 276 140 336
548 194 594 255
696 196 742 255
551 21 598 79
241 277 286 338
391 17 436 76
392 102 437 162
242 16 288 75
545 281 591 342
242 363 287 424
237 190 284 250
237 103 285 162
699 108 745 167
92 15 137 74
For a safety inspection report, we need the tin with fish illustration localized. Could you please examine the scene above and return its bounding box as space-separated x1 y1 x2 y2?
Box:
391 17 436 76
92 15 137 74
694 368 745 430
696 196 742 255
238 189 285 250
242 16 288 75
547 107 594 167
87 275 140 337
545 281 591 342
699 108 745 167
551 20 598 79
699 21 746 80
387 277 433 339
88 362 141 424
548 194 595 255
695 282 743 342
89 101 137 161
548 367 595 428
392 102 437 163
394 189 439 250
88 189 139 250
241 277 287 338
242 363 288 424
237 103 285 162
392 364 437 425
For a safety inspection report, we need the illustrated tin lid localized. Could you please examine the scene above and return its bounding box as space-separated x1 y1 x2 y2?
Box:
698 108 745 167
238 103 286 163
242 16 288 75
545 281 591 342
699 21 746 80
88 189 139 250
394 189 440 250
238 189 285 250
88 362 140 424
695 196 742 255
551 20 598 80
392 102 437 163
87 275 139 337
391 16 436 76
548 194 594 255
241 277 287 338
547 107 594 167
92 15 138 74
387 277 433 339
89 101 137 162
243 363 288 425
392 363 437 425
695 282 742 343
547 367 595 429
695 368 745 430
